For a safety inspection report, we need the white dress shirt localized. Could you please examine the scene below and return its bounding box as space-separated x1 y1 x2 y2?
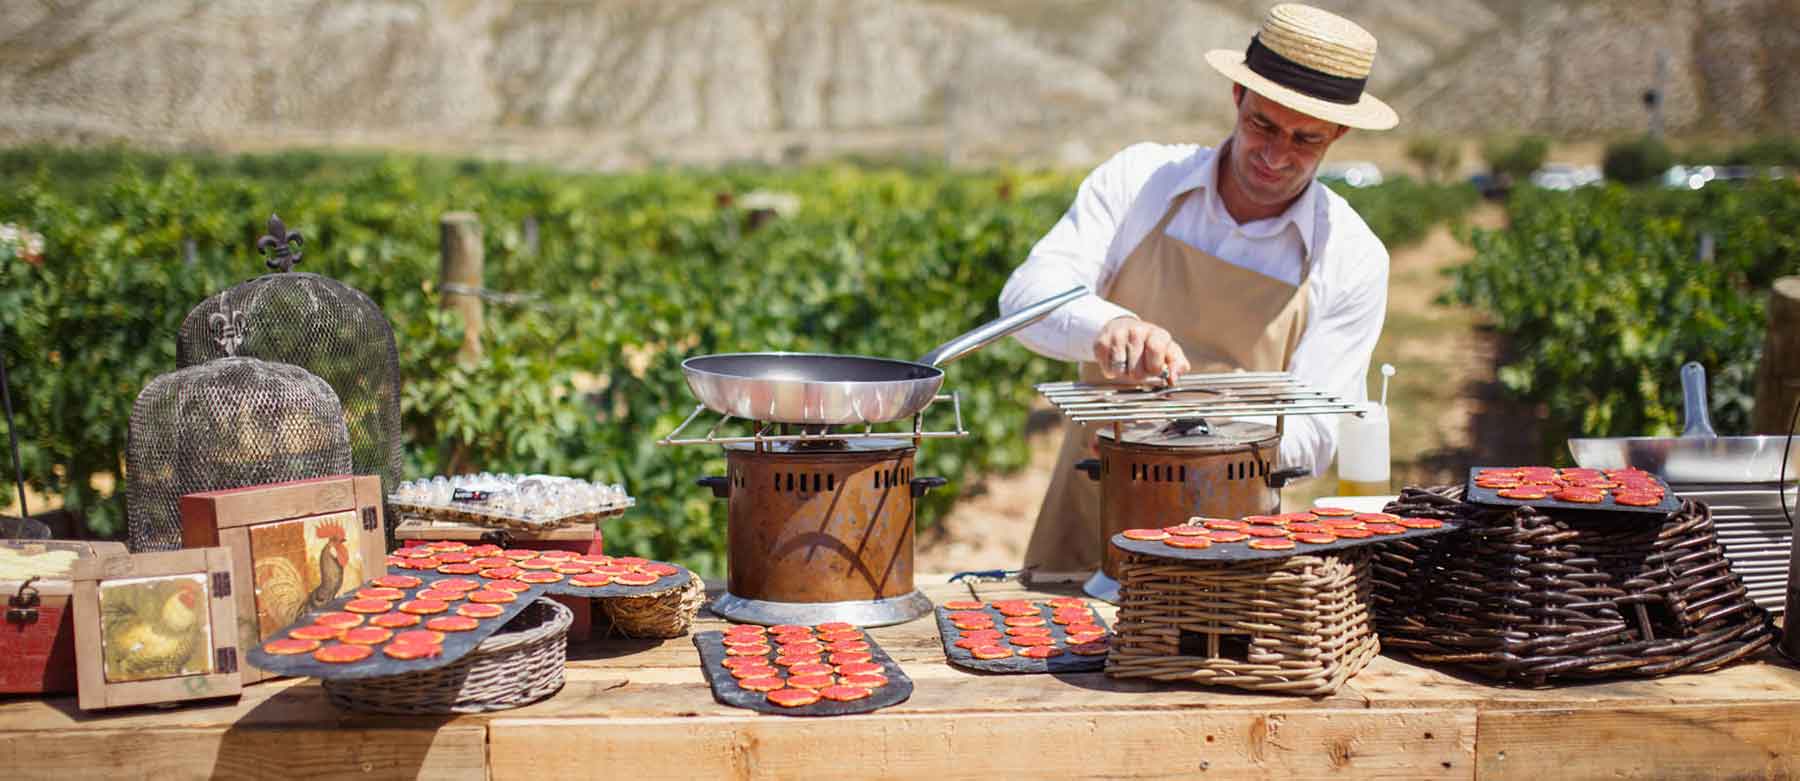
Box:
1000 141 1390 476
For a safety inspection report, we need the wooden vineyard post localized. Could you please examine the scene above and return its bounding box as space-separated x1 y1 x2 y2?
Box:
1752 276 1800 434
439 212 485 366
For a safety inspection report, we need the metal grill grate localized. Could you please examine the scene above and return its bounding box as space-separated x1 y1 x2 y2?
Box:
658 392 968 448
1036 371 1362 424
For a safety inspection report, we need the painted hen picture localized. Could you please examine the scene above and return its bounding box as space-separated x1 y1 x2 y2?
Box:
98 574 213 683
248 511 364 639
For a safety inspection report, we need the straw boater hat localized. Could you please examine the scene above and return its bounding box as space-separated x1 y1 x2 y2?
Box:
1204 4 1399 131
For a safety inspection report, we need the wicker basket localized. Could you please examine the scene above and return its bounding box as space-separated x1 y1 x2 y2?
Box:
323 597 571 714
1371 486 1776 687
601 573 706 639
1105 547 1380 696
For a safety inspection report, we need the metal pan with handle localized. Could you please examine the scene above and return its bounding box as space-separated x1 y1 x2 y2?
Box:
680 286 1088 425
1567 361 1800 484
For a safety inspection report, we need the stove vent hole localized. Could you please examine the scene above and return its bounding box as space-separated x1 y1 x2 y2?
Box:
1179 465 1187 482
827 474 835 491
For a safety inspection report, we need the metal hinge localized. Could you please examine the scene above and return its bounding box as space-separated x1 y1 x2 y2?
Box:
6 577 40 625
362 506 379 531
212 571 231 599
216 647 238 674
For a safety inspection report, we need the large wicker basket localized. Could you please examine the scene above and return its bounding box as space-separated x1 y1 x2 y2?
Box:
1372 486 1775 686
323 597 570 714
1106 547 1380 696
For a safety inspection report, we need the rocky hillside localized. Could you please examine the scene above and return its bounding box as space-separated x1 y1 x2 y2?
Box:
2 0 1794 168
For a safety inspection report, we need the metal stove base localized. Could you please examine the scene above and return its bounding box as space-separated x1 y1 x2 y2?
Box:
1082 571 1120 604
709 590 934 628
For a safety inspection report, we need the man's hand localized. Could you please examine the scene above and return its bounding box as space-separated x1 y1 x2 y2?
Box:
1093 316 1191 383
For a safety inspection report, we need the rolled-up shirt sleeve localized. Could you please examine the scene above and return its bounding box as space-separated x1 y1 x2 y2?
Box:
1000 148 1141 363
1278 240 1389 475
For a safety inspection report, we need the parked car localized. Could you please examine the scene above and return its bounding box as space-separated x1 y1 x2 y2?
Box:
1661 164 1790 190
1528 163 1603 191
1318 161 1383 188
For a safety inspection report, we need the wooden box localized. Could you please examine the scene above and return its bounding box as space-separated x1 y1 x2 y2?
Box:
179 474 386 683
72 547 243 710
0 539 128 694
395 518 602 642
393 517 602 556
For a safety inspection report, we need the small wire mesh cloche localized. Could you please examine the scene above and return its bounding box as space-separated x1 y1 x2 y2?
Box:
126 357 353 552
176 214 404 537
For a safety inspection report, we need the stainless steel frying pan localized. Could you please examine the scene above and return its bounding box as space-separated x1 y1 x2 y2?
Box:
1568 361 1800 483
681 286 1087 425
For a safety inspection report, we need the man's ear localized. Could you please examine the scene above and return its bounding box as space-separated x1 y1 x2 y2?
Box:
1232 84 1245 106
1331 125 1350 142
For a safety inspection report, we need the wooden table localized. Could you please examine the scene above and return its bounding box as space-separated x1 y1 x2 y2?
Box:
2 576 1796 780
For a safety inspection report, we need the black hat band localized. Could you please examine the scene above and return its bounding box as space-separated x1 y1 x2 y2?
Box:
1243 35 1367 106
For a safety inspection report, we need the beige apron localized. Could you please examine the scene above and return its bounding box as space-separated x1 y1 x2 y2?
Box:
1023 189 1315 573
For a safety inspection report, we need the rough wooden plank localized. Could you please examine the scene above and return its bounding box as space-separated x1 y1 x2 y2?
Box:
1351 652 1800 711
531 664 1365 719
1475 703 1800 779
0 723 487 781
490 708 1475 780
0 678 490 731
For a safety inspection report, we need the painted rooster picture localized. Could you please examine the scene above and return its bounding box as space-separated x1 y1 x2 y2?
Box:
305 518 350 612
250 512 363 638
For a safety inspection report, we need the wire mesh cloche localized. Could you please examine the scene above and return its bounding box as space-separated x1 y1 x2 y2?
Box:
126 357 353 551
175 214 404 535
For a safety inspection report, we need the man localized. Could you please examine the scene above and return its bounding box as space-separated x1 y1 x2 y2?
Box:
999 3 1398 573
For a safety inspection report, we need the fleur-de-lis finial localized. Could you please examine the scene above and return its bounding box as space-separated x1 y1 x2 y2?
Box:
256 213 304 272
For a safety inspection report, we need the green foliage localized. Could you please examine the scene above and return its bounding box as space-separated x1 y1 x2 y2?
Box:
1481 135 1551 181
1403 137 1463 183
1723 136 1800 167
1329 178 1481 249
1602 136 1676 186
1447 181 1800 459
1 147 1471 573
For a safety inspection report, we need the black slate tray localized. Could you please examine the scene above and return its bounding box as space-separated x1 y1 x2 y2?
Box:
694 630 913 717
536 562 694 599
1110 521 1459 563
1463 466 1680 515
250 559 694 680
246 571 539 680
934 602 1111 674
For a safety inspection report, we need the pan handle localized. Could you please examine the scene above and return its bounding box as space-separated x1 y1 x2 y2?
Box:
918 286 1088 367
1679 361 1718 438
697 476 731 499
910 477 948 497
1075 459 1102 481
1266 466 1311 489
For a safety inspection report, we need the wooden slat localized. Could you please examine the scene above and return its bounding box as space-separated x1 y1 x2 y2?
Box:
1352 651 1800 711
490 708 1475 781
0 723 487 781
1475 703 1800 779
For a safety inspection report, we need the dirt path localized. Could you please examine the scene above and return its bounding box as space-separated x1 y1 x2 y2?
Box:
916 202 1520 573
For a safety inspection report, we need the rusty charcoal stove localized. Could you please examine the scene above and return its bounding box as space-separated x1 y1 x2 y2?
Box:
659 394 967 627
1037 371 1362 602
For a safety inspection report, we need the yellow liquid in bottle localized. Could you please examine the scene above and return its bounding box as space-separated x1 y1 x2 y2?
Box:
1336 478 1391 497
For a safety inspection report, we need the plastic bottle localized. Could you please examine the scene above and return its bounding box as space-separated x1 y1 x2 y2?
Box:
1336 402 1390 496
1336 364 1395 497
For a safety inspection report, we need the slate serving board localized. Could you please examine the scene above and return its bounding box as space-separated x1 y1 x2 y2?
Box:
246 572 539 680
1110 521 1459 563
694 630 913 717
249 560 693 680
1462 467 1680 515
934 602 1111 674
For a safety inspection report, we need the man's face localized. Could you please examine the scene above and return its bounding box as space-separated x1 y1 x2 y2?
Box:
1224 86 1349 211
